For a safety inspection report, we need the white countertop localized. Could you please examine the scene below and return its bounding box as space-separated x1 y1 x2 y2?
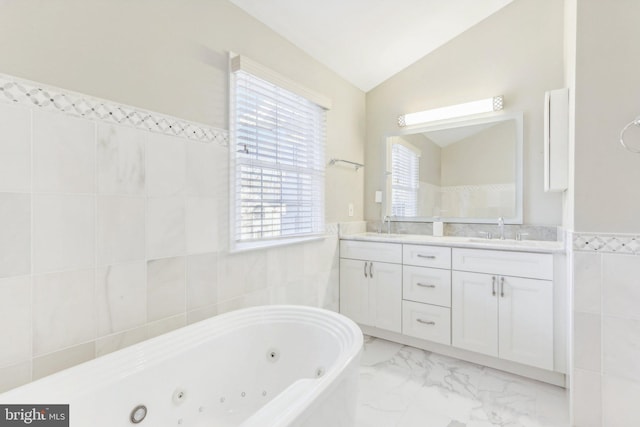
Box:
341 232 565 254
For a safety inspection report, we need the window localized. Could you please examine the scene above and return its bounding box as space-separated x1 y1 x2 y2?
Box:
391 143 420 217
230 55 329 249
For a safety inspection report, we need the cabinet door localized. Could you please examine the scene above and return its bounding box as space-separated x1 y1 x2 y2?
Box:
339 259 371 326
451 271 498 357
370 261 402 333
499 277 554 370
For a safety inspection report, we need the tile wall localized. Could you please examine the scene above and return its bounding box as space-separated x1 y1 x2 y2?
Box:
571 233 640 426
0 76 341 392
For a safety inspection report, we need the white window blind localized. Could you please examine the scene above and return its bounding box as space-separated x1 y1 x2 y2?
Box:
231 60 327 247
391 143 419 217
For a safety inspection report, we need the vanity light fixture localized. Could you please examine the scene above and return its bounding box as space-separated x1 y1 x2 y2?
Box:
398 95 504 127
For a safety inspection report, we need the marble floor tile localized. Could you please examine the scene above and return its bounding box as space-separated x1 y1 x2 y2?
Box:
357 337 569 427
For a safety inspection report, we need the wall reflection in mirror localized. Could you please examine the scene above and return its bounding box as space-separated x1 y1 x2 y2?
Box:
385 113 523 224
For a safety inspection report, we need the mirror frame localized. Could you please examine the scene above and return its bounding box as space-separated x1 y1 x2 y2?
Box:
384 112 523 224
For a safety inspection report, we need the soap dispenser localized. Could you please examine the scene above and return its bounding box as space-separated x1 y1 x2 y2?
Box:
433 218 444 237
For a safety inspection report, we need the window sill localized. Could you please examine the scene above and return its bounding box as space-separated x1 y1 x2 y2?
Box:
230 234 327 254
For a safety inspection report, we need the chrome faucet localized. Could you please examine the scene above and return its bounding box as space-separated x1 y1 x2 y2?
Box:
383 215 392 235
497 217 505 240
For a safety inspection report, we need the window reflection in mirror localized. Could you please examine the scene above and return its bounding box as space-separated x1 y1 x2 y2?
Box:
385 113 523 224
390 142 420 217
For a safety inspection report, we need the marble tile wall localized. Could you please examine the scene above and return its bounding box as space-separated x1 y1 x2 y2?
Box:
571 233 640 426
0 85 341 392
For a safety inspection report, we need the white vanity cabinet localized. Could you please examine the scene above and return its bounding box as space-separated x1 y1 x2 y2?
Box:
339 240 402 333
451 248 554 370
339 236 565 385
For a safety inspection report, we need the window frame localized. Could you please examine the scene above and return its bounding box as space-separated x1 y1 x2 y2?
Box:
229 54 330 252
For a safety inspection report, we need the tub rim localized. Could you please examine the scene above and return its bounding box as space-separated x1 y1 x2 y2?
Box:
1 305 363 406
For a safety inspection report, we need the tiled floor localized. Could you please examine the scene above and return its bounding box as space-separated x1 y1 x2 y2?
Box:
357 336 569 427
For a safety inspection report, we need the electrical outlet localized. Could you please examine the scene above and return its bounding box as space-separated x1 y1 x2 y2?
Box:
348 203 354 217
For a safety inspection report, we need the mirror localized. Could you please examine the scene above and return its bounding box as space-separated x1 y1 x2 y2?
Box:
385 112 523 224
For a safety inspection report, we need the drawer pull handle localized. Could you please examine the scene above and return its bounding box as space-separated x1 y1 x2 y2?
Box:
369 262 373 278
500 276 505 298
492 276 496 296
416 319 436 325
364 261 368 278
417 254 436 259
416 283 436 288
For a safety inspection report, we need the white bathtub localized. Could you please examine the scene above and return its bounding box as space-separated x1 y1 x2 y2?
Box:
0 305 363 427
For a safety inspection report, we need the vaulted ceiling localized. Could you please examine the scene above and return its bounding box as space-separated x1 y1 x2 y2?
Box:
229 0 514 92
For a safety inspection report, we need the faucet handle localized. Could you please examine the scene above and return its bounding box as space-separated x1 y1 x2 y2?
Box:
478 231 492 239
382 215 392 235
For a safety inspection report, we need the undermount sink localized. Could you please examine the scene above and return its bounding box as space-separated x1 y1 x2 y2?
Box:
464 237 553 247
467 238 520 244
359 232 403 238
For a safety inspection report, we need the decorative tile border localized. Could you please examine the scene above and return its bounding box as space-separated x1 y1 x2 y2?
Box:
0 73 228 145
573 232 640 254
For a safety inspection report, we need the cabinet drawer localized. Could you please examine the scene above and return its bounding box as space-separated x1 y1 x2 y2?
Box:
403 244 451 269
452 248 553 280
403 265 451 307
340 240 402 264
402 301 451 345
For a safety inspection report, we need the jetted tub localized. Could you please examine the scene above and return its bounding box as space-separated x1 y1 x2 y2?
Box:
0 305 363 426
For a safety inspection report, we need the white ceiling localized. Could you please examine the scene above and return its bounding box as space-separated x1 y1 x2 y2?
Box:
229 0 514 92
